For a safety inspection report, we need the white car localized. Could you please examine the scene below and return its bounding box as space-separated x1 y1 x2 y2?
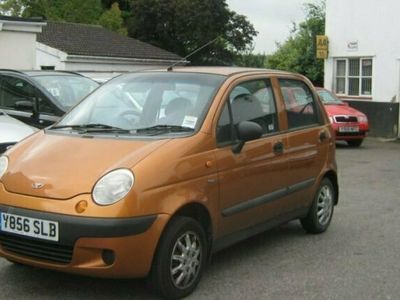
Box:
0 111 37 153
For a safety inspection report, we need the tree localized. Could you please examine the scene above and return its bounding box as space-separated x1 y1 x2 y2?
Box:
99 2 127 35
1 0 103 24
233 45 267 68
0 0 26 16
266 1 325 85
126 0 257 65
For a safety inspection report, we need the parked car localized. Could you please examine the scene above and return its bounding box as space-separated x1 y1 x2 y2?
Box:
0 111 37 153
0 70 99 128
0 68 338 299
317 87 369 147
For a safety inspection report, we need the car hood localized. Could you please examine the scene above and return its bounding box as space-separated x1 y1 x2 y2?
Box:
2 131 170 199
0 114 37 144
324 104 365 116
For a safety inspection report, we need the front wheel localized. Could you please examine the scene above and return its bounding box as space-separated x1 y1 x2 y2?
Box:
147 216 208 299
301 178 335 234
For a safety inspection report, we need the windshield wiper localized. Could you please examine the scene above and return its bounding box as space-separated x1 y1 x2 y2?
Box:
49 123 132 134
136 125 194 134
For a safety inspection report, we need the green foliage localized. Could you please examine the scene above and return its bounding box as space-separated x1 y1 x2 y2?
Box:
99 2 127 35
21 0 103 23
127 0 257 65
266 1 325 85
0 0 257 64
233 47 267 68
0 0 26 16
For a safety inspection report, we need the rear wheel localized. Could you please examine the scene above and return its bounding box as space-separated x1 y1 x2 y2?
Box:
347 139 363 147
147 216 207 299
301 178 335 234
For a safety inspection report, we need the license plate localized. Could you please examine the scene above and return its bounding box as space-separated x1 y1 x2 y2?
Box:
339 126 359 133
0 212 59 242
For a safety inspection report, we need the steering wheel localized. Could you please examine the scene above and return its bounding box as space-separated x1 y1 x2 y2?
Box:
118 110 141 127
299 102 313 114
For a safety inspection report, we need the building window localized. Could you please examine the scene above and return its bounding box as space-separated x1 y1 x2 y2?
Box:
41 66 55 70
335 58 373 96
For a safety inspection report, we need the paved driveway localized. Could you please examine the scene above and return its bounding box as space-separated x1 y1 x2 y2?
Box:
0 138 399 299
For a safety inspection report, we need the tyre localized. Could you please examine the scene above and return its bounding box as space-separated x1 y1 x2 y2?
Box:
147 216 208 299
347 139 363 147
301 178 335 234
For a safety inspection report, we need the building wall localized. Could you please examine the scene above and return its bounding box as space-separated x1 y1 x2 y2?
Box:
36 43 66 70
0 31 37 69
325 0 400 103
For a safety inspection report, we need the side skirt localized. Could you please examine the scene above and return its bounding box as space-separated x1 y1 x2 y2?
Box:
212 208 309 254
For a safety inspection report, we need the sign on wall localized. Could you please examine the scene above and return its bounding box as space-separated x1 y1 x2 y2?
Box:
316 35 329 59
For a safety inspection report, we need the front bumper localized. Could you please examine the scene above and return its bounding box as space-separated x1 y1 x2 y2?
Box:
332 123 369 140
0 204 169 278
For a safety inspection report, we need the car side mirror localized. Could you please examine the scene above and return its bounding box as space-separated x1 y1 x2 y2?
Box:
232 121 263 154
15 100 34 112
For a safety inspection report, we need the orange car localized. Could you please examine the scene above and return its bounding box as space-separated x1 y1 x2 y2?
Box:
0 67 338 299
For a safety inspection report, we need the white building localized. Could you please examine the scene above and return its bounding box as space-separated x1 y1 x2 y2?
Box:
0 16 183 81
324 0 400 137
0 16 45 69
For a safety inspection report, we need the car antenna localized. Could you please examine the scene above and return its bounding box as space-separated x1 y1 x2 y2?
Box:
167 36 220 72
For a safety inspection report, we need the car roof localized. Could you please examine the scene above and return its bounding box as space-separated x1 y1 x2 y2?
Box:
0 69 84 77
147 66 298 77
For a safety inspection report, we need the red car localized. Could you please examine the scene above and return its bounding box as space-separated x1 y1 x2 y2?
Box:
316 88 369 147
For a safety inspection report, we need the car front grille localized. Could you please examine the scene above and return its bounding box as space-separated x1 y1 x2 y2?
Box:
0 143 15 154
0 234 73 264
334 115 358 123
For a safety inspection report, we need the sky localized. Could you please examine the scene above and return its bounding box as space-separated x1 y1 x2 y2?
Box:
226 0 311 54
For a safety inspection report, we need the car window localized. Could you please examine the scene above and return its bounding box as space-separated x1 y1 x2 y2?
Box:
317 89 343 104
32 75 99 110
217 79 279 145
57 72 225 133
0 76 37 111
279 79 319 129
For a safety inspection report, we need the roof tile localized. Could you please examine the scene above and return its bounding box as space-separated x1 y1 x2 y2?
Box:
37 21 182 61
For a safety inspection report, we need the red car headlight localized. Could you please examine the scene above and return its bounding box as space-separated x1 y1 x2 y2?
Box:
357 115 368 123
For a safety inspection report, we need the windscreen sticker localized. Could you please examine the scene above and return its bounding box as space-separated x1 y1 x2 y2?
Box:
182 116 198 128
47 87 60 97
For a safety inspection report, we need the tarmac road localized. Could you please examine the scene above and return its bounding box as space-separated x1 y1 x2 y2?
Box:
0 138 399 299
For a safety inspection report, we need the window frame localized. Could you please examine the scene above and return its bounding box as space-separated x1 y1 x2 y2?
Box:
278 77 324 132
334 57 373 97
215 77 280 147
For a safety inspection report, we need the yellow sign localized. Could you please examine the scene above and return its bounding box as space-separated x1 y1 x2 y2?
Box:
317 49 328 59
316 35 329 59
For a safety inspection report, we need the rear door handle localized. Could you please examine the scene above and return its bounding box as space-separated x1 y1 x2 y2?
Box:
273 142 284 154
319 131 327 142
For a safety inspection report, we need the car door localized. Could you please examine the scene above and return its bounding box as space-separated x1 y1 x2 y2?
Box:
0 75 37 126
0 75 60 128
214 77 290 238
277 77 331 211
36 95 62 128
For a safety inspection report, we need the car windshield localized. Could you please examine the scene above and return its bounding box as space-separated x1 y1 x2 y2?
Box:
33 75 99 110
317 89 344 105
53 72 226 136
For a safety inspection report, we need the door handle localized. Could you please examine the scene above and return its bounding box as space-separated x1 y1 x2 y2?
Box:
273 141 284 154
319 131 327 142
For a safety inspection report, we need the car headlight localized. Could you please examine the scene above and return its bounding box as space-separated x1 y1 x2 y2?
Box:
92 169 134 206
358 115 368 123
0 156 8 180
328 116 334 124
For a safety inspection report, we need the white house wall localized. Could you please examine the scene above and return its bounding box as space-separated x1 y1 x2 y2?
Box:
36 43 178 76
325 0 400 102
63 61 169 72
0 31 37 69
36 42 66 70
